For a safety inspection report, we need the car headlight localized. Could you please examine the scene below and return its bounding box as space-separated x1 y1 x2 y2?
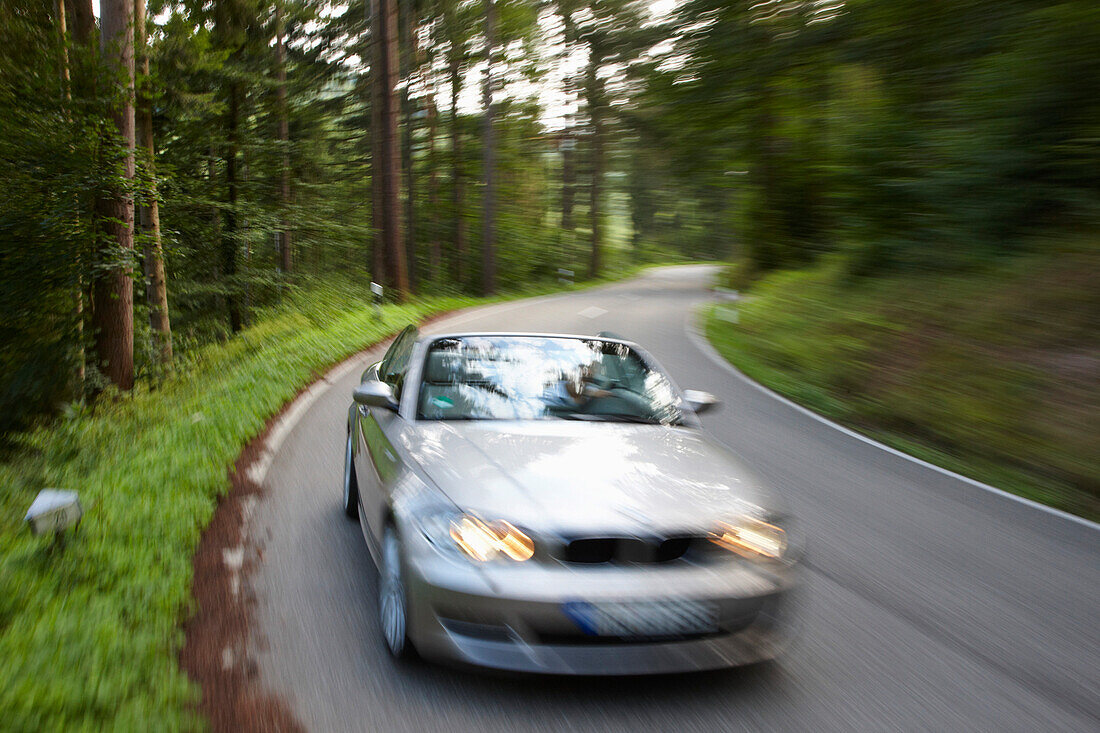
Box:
710 515 787 559
449 516 534 562
417 511 534 562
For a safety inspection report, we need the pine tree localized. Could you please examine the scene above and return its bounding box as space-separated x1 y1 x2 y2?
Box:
136 0 172 365
93 0 136 389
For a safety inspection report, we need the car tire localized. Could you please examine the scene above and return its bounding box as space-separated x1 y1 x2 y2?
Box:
343 429 359 519
378 525 413 659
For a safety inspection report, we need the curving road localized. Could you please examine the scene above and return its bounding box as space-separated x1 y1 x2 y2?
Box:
247 266 1099 732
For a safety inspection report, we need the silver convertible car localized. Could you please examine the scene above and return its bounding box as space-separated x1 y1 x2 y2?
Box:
343 327 799 674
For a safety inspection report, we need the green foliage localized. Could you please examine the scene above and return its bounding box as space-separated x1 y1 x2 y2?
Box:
715 260 758 292
705 244 1100 520
0 282 486 730
641 0 1100 276
0 259 660 729
0 1 110 431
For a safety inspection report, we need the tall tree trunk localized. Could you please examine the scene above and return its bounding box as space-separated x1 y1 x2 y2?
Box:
588 123 602 280
241 150 253 322
585 42 603 280
71 0 95 390
208 141 224 314
56 0 86 395
371 0 408 299
224 81 242 332
746 87 782 270
448 53 465 286
558 9 576 270
480 0 496 295
136 0 172 365
561 137 575 232
427 100 441 280
276 1 292 275
55 0 71 101
369 0 385 284
93 0 136 390
400 0 417 291
71 0 94 45
560 13 575 236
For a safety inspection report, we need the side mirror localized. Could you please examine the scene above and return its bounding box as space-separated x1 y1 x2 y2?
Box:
353 381 398 411
683 389 720 415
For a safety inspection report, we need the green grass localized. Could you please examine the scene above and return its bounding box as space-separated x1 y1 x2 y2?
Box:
704 247 1100 521
0 261 666 731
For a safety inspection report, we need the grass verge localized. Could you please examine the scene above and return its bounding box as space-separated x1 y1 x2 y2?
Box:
0 264 654 730
703 247 1099 522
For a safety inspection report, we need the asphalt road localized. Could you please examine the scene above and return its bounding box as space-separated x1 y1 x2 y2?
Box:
248 265 1099 732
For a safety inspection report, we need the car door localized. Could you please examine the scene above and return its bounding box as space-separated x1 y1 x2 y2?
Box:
356 325 417 549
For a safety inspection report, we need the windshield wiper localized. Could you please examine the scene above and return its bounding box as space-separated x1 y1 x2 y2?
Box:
555 412 670 425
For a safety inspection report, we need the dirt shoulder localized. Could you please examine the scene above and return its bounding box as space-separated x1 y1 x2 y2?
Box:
180 307 464 731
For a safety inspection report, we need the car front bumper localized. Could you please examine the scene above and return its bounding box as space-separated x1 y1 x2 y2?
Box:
403 543 798 675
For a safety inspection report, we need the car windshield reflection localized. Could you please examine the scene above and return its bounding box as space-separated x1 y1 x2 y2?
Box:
417 336 683 425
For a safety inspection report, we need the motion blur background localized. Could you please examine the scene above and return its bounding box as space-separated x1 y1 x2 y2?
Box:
3 0 1096 510
1 0 1098 728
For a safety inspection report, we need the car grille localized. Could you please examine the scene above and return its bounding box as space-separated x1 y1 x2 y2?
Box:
556 535 704 564
534 629 723 645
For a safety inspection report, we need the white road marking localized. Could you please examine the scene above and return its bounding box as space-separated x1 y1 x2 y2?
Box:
246 365 356 487
578 306 607 319
222 546 244 570
684 306 1100 532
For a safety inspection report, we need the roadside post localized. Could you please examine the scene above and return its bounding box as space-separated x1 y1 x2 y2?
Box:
558 268 574 287
715 286 741 323
371 281 384 322
24 489 82 550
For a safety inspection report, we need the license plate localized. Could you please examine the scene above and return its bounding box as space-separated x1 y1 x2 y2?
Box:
562 599 718 637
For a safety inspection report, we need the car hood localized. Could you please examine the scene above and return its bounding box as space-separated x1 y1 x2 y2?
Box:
401 420 777 535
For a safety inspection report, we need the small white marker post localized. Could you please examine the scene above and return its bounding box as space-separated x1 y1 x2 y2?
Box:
558 268 574 286
370 281 384 322
717 306 740 323
714 287 741 323
24 489 82 549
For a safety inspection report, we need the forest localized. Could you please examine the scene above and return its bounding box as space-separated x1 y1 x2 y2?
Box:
1 2 1098 727
1 0 1097 432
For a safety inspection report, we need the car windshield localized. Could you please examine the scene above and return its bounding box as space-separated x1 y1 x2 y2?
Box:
417 336 684 424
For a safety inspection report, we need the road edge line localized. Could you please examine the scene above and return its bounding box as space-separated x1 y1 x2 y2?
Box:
684 305 1100 533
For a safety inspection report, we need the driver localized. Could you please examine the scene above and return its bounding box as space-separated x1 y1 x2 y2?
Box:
543 359 612 412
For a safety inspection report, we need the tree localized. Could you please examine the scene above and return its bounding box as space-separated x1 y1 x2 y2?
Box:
583 29 603 279
480 0 496 294
444 0 467 286
558 0 645 279
399 0 418 290
426 90 442 280
55 0 87 392
558 8 577 237
213 0 248 332
371 0 408 298
93 0 136 389
275 0 292 275
136 0 173 365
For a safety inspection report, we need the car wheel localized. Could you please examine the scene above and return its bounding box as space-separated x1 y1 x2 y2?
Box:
378 526 413 659
343 429 359 519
